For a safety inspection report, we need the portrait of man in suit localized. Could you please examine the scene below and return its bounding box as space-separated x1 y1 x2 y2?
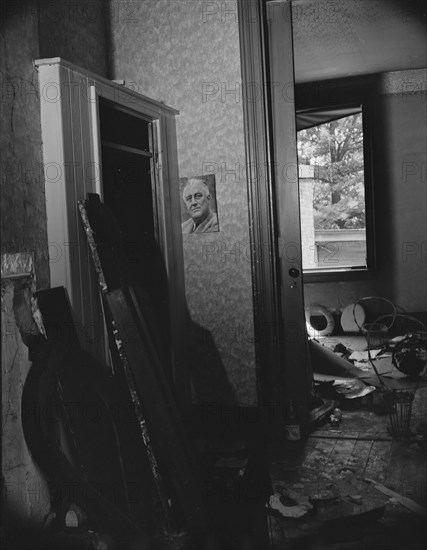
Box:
180 175 219 234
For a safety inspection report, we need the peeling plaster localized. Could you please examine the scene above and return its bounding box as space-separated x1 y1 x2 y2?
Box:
2 255 50 526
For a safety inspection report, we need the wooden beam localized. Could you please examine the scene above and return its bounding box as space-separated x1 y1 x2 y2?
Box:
237 0 283 416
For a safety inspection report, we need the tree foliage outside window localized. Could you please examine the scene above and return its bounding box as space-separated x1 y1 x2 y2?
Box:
297 113 365 230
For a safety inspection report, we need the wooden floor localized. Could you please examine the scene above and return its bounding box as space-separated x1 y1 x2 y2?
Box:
267 386 427 549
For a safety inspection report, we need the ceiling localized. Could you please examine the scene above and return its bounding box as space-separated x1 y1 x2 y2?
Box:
292 0 427 83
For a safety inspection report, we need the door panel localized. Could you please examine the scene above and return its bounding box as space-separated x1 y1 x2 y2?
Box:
267 0 312 438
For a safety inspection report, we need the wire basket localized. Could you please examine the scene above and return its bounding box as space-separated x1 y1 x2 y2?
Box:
383 389 414 437
361 322 389 348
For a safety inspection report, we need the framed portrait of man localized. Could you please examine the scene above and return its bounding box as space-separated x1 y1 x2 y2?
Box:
179 174 220 234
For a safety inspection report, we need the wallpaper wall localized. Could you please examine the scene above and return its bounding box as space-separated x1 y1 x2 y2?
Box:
109 0 257 405
1 0 110 289
38 0 110 77
1 0 110 525
1 4 48 287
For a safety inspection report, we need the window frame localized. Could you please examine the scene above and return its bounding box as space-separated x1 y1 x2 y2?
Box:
295 79 377 283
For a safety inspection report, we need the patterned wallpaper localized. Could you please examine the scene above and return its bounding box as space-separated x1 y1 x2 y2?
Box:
1 5 49 288
38 0 109 77
1 1 110 525
109 0 257 405
1 0 110 289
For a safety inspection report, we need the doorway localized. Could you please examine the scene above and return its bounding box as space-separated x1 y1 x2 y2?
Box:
237 0 312 437
98 98 172 376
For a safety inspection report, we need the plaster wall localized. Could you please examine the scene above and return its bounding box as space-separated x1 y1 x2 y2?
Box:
109 0 257 405
1 0 110 526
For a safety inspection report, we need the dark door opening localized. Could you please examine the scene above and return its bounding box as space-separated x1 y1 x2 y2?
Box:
98 98 172 376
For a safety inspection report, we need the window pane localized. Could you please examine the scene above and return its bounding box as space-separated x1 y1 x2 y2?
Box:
298 112 367 271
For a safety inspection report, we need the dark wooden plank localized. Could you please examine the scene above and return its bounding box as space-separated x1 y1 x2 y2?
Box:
106 288 205 528
100 292 174 530
329 435 359 473
78 197 175 529
35 286 80 347
304 437 339 478
269 437 320 485
22 342 146 536
267 387 427 548
267 440 389 545
351 438 375 473
384 441 427 506
365 478 427 515
364 440 394 482
125 284 200 473
78 197 206 531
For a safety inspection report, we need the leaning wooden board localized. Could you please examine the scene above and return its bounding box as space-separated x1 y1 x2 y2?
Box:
78 195 206 533
106 290 203 516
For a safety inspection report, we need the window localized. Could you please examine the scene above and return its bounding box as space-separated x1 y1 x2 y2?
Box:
297 105 375 280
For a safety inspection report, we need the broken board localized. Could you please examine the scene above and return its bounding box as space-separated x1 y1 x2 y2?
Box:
78 194 206 534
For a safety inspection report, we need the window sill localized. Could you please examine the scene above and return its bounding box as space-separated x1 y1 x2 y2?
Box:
303 268 375 283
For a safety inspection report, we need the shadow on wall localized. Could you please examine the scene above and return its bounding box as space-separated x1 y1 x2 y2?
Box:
82 194 237 409
186 318 238 408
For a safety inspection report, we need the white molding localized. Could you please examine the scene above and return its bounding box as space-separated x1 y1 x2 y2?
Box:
36 59 184 367
34 57 179 115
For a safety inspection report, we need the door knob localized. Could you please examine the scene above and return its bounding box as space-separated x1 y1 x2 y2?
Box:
289 267 300 278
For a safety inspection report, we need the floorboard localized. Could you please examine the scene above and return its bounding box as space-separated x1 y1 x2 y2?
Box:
267 385 427 549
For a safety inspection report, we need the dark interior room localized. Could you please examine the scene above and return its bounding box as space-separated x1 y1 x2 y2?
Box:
1 1 426 549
